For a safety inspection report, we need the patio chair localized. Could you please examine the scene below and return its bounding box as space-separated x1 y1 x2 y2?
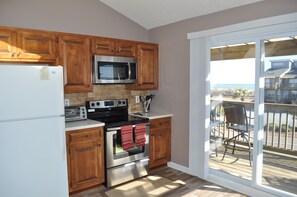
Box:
221 103 253 166
210 103 225 157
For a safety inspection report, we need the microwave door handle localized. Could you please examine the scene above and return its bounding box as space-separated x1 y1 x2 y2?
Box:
128 63 131 79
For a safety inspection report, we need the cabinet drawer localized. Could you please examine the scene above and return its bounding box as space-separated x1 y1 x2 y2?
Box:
67 127 102 145
150 117 171 130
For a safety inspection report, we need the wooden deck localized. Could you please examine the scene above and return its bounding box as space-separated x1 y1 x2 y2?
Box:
209 145 297 195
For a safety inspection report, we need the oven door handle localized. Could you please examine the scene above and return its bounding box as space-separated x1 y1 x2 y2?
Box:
106 123 150 132
107 127 122 132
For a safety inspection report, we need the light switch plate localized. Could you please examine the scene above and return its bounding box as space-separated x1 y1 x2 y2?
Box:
135 96 140 103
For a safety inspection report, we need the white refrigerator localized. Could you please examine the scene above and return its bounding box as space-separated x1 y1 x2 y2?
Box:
0 65 69 197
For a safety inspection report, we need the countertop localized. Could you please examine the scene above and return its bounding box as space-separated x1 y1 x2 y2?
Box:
130 111 173 120
65 119 105 131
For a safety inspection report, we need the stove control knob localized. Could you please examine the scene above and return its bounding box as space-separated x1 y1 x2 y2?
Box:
96 102 100 106
122 101 126 105
91 103 95 107
118 100 122 105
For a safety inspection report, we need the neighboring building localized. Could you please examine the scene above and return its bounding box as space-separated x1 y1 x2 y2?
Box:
264 60 297 103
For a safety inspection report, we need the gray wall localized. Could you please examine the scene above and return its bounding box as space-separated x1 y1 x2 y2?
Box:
148 0 297 167
0 0 148 41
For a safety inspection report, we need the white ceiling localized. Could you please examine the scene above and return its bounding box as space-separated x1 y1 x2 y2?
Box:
100 0 263 30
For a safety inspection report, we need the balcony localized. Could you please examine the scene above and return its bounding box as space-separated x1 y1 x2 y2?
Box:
210 100 297 194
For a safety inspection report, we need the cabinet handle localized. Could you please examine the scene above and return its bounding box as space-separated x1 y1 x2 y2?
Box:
11 52 16 57
17 52 22 57
84 134 89 139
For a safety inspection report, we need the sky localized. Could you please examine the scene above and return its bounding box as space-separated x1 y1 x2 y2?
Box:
210 55 297 85
210 58 255 85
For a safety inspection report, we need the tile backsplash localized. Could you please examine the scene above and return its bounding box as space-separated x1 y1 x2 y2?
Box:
64 85 147 113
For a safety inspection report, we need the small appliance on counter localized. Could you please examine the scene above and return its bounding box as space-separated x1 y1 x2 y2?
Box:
65 105 87 122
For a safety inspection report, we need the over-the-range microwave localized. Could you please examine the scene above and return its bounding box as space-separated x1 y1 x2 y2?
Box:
92 55 137 84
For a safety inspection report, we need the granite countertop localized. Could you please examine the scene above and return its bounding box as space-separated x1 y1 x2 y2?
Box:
65 119 105 131
130 111 173 120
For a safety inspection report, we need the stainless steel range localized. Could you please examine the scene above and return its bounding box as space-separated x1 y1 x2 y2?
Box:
86 99 150 187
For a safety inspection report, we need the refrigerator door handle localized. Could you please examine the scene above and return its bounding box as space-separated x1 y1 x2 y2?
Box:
60 117 67 161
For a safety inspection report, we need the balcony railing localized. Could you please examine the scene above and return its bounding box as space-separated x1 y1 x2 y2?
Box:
212 100 297 153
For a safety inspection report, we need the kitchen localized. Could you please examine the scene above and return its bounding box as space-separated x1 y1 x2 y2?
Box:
1 0 297 197
0 24 173 196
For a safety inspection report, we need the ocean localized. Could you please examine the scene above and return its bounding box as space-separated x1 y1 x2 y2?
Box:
211 84 254 90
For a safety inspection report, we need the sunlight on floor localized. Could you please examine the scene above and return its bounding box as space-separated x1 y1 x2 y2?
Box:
147 175 162 181
116 180 146 191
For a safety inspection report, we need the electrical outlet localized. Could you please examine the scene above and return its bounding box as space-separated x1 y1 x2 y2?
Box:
64 99 70 106
135 96 140 103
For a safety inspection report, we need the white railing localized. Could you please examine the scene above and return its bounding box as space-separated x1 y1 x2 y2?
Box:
212 100 297 152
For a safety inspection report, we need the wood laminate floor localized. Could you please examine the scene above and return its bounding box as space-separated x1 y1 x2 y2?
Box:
70 166 247 197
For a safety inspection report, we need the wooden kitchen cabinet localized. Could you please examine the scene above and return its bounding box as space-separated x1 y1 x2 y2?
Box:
58 33 92 93
66 127 105 193
92 37 136 57
126 43 159 90
0 27 57 62
149 117 171 169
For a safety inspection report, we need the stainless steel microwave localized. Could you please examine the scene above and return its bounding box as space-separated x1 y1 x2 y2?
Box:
92 55 137 84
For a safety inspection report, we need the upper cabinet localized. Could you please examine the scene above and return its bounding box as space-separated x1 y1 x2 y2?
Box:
58 34 92 93
0 26 159 92
92 37 136 57
0 27 57 62
127 43 159 90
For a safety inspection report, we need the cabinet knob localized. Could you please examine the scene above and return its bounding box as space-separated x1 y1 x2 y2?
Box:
11 52 16 57
17 52 22 57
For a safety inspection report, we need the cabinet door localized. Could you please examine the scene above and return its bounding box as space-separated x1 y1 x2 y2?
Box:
17 31 56 61
68 141 104 192
92 38 115 55
150 128 169 169
67 127 105 193
116 41 136 57
59 34 92 92
126 43 158 90
137 44 158 89
0 29 16 59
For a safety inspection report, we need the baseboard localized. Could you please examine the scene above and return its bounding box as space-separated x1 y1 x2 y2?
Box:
167 162 190 174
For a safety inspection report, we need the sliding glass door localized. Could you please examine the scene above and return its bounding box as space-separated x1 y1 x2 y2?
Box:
209 42 255 182
208 35 297 195
261 36 297 194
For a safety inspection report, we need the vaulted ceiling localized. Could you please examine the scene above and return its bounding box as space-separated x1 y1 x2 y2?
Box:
100 0 263 29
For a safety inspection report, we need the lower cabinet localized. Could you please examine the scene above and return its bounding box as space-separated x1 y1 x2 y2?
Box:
149 117 171 169
66 127 105 193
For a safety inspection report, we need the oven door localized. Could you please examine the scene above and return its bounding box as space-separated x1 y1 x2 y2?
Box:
105 124 149 168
